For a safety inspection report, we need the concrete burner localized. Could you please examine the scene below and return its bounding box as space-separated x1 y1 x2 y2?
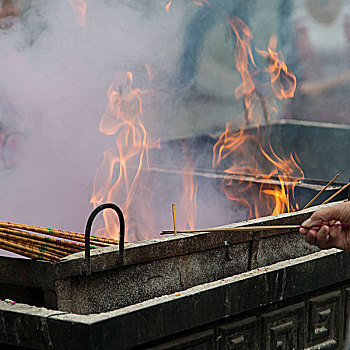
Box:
1 202 350 349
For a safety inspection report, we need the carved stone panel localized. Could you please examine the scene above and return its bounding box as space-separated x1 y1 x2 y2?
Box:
262 303 305 350
306 291 341 349
345 288 350 342
218 316 258 349
147 329 215 350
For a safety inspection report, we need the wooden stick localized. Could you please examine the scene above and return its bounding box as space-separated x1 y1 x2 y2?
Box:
0 242 38 259
0 220 117 246
2 236 64 260
172 204 177 235
0 238 61 261
303 174 340 209
162 225 301 234
1 233 68 258
321 182 350 205
0 227 84 253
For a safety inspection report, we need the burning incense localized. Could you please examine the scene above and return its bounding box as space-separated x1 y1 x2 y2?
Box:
321 182 350 205
0 220 118 246
303 174 340 209
172 204 177 235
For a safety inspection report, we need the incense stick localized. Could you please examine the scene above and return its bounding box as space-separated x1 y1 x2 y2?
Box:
303 174 339 209
161 223 350 235
1 233 67 258
0 219 120 261
172 204 177 235
0 238 61 261
0 227 85 253
4 237 63 260
0 220 117 246
162 225 300 234
0 242 39 260
321 182 350 205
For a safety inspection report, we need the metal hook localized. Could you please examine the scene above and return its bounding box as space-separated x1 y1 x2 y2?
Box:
84 203 125 275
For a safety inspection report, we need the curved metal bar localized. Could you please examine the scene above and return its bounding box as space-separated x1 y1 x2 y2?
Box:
84 203 125 275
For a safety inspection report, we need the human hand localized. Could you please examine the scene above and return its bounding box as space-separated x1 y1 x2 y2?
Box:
299 202 350 251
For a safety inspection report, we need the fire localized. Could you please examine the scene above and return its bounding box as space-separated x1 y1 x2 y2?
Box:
166 0 211 12
90 71 160 241
193 0 211 7
256 34 296 100
68 0 86 27
91 69 199 240
165 0 173 12
90 12 303 241
213 16 303 218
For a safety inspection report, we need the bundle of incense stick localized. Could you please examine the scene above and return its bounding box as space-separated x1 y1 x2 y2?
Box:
0 220 119 262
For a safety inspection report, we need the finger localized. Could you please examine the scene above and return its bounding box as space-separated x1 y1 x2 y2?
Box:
300 225 320 235
299 227 308 235
305 234 316 246
329 220 341 241
301 217 322 229
316 225 330 249
305 229 317 245
310 204 344 223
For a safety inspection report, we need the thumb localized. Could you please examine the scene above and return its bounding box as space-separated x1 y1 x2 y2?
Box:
309 205 344 224
302 216 322 229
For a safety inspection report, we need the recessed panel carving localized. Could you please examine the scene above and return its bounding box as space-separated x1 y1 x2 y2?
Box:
306 291 341 349
262 303 305 350
147 329 215 350
218 316 258 349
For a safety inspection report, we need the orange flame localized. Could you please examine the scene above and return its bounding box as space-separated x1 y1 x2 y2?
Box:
193 0 211 7
213 17 303 218
256 34 296 100
91 14 303 241
90 71 160 241
165 0 173 12
68 0 86 27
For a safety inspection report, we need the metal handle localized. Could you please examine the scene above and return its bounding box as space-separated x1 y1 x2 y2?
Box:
85 203 125 275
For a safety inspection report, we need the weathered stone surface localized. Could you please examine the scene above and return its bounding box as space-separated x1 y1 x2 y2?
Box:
257 231 318 268
62 242 249 314
1 249 350 349
0 202 345 315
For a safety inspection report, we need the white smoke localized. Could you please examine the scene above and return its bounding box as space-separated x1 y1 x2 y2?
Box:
0 0 190 239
